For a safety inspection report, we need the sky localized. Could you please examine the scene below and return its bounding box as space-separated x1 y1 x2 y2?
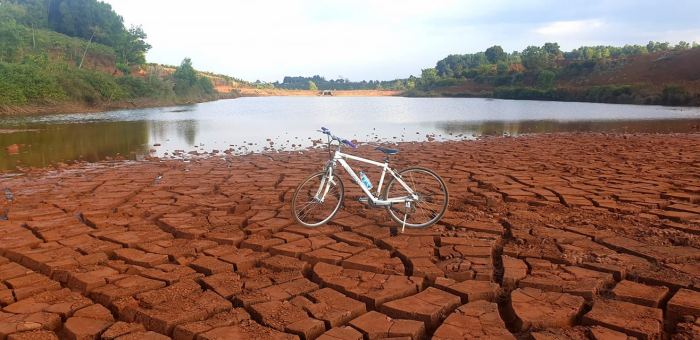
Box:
104 0 700 82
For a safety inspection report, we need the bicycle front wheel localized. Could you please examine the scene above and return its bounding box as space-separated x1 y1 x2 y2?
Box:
292 172 344 227
384 167 448 228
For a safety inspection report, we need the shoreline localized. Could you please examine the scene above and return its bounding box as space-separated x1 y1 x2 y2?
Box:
3 88 698 116
235 88 402 97
0 94 239 116
0 133 699 339
0 89 401 116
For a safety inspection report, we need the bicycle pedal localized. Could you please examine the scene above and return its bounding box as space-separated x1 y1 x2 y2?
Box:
358 197 369 204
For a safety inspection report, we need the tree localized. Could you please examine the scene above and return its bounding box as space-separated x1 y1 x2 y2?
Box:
48 0 127 47
647 41 670 53
485 45 506 64
420 68 438 87
536 70 556 88
406 75 416 89
173 58 197 95
675 41 690 50
308 81 317 91
661 85 690 106
0 19 21 62
520 43 562 70
197 76 214 95
116 25 151 66
521 45 547 70
496 61 509 75
543 42 561 57
3 0 48 28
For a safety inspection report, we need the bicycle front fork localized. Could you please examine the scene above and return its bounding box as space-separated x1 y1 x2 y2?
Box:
315 164 335 203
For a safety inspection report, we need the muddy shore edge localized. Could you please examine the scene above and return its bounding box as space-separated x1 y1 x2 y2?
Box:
0 89 401 116
0 133 699 339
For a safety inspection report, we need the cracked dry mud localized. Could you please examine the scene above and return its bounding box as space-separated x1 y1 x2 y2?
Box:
1 133 700 339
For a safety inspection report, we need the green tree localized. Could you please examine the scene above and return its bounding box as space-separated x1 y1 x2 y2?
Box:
3 0 48 28
48 0 127 47
647 41 670 53
173 58 197 95
661 85 690 106
0 19 21 62
485 45 506 64
197 76 214 95
521 45 547 70
536 70 556 88
543 42 561 57
675 41 690 50
116 25 151 66
308 80 317 91
406 75 416 89
496 61 509 75
420 68 438 87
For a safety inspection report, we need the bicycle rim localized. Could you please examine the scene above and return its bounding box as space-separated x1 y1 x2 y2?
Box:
384 167 448 228
292 172 344 227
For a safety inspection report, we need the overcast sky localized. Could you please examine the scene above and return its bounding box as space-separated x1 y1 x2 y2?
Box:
104 0 700 82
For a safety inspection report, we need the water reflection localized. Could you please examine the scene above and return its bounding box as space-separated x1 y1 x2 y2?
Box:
435 119 700 136
175 120 198 146
0 121 149 170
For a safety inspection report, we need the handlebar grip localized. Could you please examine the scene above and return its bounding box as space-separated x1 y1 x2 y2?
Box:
342 139 357 148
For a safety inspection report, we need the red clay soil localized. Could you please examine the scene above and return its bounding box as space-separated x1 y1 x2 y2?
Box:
1 133 700 339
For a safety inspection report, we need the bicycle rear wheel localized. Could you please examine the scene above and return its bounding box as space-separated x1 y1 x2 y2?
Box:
384 167 448 228
292 172 344 227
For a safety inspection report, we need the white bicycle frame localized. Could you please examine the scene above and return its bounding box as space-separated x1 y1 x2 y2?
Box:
315 149 418 206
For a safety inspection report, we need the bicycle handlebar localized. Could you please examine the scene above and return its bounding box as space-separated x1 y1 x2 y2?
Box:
319 127 356 148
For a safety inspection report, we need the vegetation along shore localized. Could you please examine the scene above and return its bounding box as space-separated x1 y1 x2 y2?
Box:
0 0 243 115
1 0 699 116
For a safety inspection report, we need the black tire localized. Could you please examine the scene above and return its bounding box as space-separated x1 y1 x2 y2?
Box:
292 172 344 227
384 167 448 228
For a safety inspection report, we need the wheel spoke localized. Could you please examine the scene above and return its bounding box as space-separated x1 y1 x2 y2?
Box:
293 173 343 227
385 168 447 228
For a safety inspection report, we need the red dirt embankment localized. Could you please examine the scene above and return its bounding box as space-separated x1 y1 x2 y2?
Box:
1 133 700 339
0 98 192 116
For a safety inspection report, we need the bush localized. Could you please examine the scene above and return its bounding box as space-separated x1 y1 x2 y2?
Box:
493 84 641 104
536 70 556 88
660 85 691 106
115 76 173 99
584 85 633 103
0 59 181 106
0 62 65 105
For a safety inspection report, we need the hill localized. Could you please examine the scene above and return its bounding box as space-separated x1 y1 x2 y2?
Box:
0 0 243 115
411 42 700 106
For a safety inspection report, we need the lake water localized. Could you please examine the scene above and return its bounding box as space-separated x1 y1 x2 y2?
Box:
1 96 700 171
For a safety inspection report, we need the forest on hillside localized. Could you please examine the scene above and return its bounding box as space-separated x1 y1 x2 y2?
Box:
0 0 219 109
275 40 700 106
413 41 700 105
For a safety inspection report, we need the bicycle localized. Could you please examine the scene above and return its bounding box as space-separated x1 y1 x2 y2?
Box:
291 127 449 232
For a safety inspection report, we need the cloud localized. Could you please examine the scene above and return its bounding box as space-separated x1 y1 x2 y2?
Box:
534 19 604 37
103 0 699 81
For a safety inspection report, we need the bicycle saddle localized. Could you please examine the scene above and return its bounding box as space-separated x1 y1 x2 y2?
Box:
375 146 399 155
